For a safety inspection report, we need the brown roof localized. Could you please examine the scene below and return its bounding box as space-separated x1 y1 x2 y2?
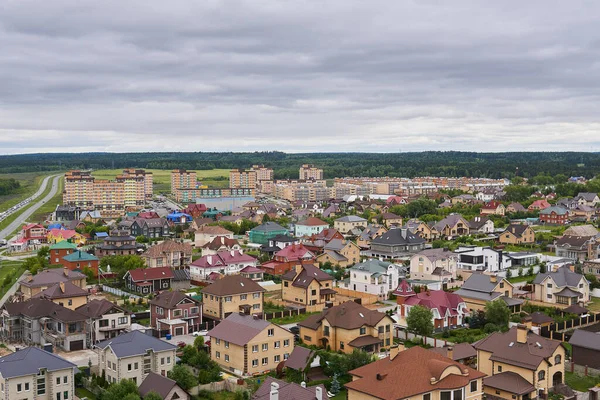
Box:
529 312 555 325
569 329 600 351
483 372 536 395
430 343 477 361
504 224 530 237
562 304 588 315
348 335 382 348
282 263 333 288
75 299 127 318
32 282 89 300
138 372 180 398
345 346 485 400
195 225 233 235
297 217 329 227
202 236 239 250
284 346 315 371
202 275 265 296
254 377 326 400
472 326 560 370
207 313 276 346
4 298 87 322
298 301 389 330
142 240 192 258
19 268 86 288
150 291 200 309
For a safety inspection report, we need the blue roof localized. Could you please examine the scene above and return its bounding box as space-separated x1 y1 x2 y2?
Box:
48 223 63 230
95 232 109 238
0 347 77 378
96 331 177 357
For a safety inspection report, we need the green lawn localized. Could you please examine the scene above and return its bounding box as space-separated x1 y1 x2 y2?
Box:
507 274 534 284
75 387 97 400
588 297 600 313
269 312 320 325
565 371 600 392
0 260 26 299
332 389 347 400
29 176 64 222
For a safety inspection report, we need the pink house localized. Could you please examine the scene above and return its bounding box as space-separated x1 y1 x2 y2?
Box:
528 199 551 211
20 224 48 244
189 250 258 280
150 291 202 336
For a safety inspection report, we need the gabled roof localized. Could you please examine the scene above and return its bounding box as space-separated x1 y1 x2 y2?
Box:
576 192 599 201
298 301 388 330
296 217 329 227
335 215 366 223
430 343 476 361
202 274 265 296
569 329 600 351
63 250 98 262
254 377 326 400
469 216 491 229
532 266 584 287
49 241 78 250
282 264 334 288
195 225 233 235
207 313 274 346
19 268 86 288
95 331 176 357
191 250 256 268
126 267 174 282
33 281 89 300
404 290 465 317
0 347 77 379
350 259 396 274
284 346 315 371
371 227 425 246
504 224 530 237
139 372 181 399
563 225 599 237
75 299 127 318
540 205 569 216
150 291 199 309
433 214 468 232
275 244 313 261
202 236 239 251
250 222 287 232
414 248 458 263
143 240 192 258
4 298 87 322
555 235 595 248
483 372 536 395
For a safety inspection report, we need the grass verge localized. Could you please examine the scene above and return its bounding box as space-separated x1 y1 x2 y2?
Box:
75 387 97 400
588 297 600 313
29 176 64 222
269 312 320 325
565 371 600 392
0 260 26 299
0 172 51 212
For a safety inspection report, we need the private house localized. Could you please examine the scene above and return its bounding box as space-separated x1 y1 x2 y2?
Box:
394 281 468 330
0 347 78 400
240 265 264 281
298 301 394 354
150 291 202 337
430 343 478 365
539 206 569 225
264 235 300 252
55 205 81 221
76 299 131 343
189 250 258 280
568 329 600 369
49 241 78 265
576 192 600 207
32 281 89 310
201 236 241 255
455 246 538 273
282 264 336 309
310 228 344 243
507 202 527 213
46 229 86 246
356 224 387 249
254 378 326 400
570 205 595 222
81 210 103 223
95 231 142 257
555 235 600 261
410 248 459 282
124 267 174 294
455 274 522 312
480 201 506 216
345 345 485 400
194 225 234 247
141 240 193 268
452 194 478 204
123 218 170 239
468 216 494 234
95 331 177 384
273 243 315 264
415 221 439 242
249 222 288 245
295 217 330 237
19 223 48 245
202 275 265 320
379 212 403 226
183 203 207 218
334 216 367 234
139 372 191 400
499 224 536 245
367 227 426 259
1 298 88 351
18 268 87 300
528 200 551 211
339 259 401 299
531 266 589 306
583 259 600 280
315 239 361 268
61 250 99 277
433 214 471 238
208 313 294 376
473 325 565 399
564 224 599 237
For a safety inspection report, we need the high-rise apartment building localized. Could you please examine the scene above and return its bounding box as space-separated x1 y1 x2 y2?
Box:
229 169 257 189
251 165 274 182
299 164 324 180
64 170 95 208
121 168 154 199
171 169 198 193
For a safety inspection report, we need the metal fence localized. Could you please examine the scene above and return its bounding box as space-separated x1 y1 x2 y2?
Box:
539 313 600 341
101 285 142 299
263 308 307 321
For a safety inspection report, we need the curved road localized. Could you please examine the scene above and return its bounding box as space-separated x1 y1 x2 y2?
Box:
0 174 61 241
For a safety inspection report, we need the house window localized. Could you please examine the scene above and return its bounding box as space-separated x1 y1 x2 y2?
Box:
498 366 502 372
57 377 61 385
274 355 280 363
252 345 259 353
284 339 290 347
167 357 171 364
215 338 221 345
284 353 290 360
547 294 552 299
225 296 232 302
161 357 165 365
311 289 316 296
241 294 247 300
500 283 504 288
25 382 30 391
225 354 230 362
360 327 366 335
57 392 61 400
547 283 552 288
191 307 199 314
253 304 260 310
555 355 562 364
378 326 384 334
128 364 132 371
268 329 274 337
68 299 73 306
157 307 164 315
340 341 344 350
134 362 138 369
423 394 431 400
252 359 258 367
538 371 545 381
262 357 268 365
471 381 477 392
225 341 229 348
262 343 268 351
284 282 289 287
253 293 260 299
275 341 280 348
216 351 220 359
119 317 128 324
173 309 182 317
304 335 311 342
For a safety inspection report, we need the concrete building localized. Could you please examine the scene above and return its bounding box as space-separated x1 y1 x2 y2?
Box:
299 164 323 180
229 169 257 189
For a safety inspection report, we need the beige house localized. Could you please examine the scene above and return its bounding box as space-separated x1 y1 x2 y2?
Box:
18 268 87 300
499 224 536 245
282 264 336 309
298 301 394 354
455 274 522 313
208 313 294 376
141 240 193 268
316 239 361 268
96 331 177 385
531 266 589 307
415 221 439 242
32 281 89 310
410 248 459 281
334 216 367 234
474 325 565 399
0 347 78 400
202 275 265 319
194 225 234 247
433 214 470 238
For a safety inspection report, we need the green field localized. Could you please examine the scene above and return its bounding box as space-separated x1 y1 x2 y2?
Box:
0 171 57 212
0 260 26 299
29 177 64 223
91 168 230 193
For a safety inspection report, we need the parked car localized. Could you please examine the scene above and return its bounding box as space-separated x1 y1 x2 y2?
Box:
192 329 208 337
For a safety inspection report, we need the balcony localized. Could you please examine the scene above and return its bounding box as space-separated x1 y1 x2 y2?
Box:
98 323 129 332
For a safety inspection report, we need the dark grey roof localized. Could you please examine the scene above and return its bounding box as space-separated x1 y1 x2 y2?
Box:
433 214 468 231
577 192 599 201
139 372 180 398
454 288 502 302
554 287 582 298
335 215 366 223
0 347 77 378
501 296 524 306
569 329 600 351
172 268 190 281
251 222 287 232
371 227 425 246
532 266 584 287
460 273 500 293
95 331 176 357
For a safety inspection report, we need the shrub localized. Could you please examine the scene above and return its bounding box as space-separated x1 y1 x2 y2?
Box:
484 323 499 333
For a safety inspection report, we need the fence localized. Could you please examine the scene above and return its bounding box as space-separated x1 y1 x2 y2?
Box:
263 307 307 321
334 287 378 305
395 329 454 348
101 285 142 299
539 313 600 341
191 379 247 395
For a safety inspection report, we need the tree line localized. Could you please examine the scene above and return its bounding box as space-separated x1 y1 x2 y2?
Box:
0 178 20 195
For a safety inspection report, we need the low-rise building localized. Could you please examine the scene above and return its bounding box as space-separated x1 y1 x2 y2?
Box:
454 274 522 313
96 331 177 385
499 224 536 245
555 235 600 261
315 239 361 268
189 250 258 280
49 241 78 265
76 299 131 343
202 275 265 320
356 224 387 249
141 240 193 268
282 264 336 309
576 192 600 207
480 201 506 216
468 216 494 234
410 248 459 282
294 217 330 237
95 231 142 258
32 281 89 310
18 268 87 300
339 259 401 299
531 266 589 306
248 222 288 245
528 200 551 211
334 215 367 234
254 377 326 400
150 291 202 336
208 313 294 376
507 202 527 213
139 372 191 400
368 227 426 259
124 267 174 294
194 225 234 247
61 250 99 277
539 206 569 225
201 236 241 255
433 214 471 238
569 329 600 370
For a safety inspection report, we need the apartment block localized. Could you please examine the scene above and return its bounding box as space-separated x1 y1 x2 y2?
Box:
229 169 257 189
171 169 198 193
299 164 324 180
252 165 274 181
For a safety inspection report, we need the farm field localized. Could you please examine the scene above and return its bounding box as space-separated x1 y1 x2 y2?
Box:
92 168 230 193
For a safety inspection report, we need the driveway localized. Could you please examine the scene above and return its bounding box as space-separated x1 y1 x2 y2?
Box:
160 333 209 346
55 349 99 367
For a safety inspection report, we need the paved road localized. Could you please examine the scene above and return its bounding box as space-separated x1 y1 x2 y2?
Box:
0 175 61 241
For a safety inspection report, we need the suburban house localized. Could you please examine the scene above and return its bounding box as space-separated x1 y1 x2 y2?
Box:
539 206 570 225
356 224 388 249
141 240 193 268
19 223 48 245
455 274 522 313
394 280 468 330
499 224 536 245
531 266 589 306
254 378 326 400
273 243 315 264
281 264 336 309
410 248 459 282
264 235 300 252
345 345 485 400
507 202 527 213
452 194 478 204
32 281 89 310
240 265 264 281
202 275 265 320
95 231 142 257
150 291 202 337
294 217 330 237
55 205 81 221
298 301 394 354
75 299 131 343
415 221 439 242
248 222 288 245
315 239 361 268
61 250 99 277
334 216 367 234
0 347 78 400
18 268 87 300
569 329 600 369
208 313 294 376
433 214 471 238
46 229 86 246
194 225 234 247
139 372 190 400
469 216 494 234
528 200 551 211
576 192 600 207
201 236 241 255
49 241 78 265
339 259 401 299
379 212 403 226
129 217 170 238
95 331 177 384
455 246 538 273
1 298 88 351
480 201 506 216
430 343 477 365
554 235 600 261
189 250 258 280
368 227 426 259
123 267 174 294
473 325 565 399
570 204 595 222
583 258 600 280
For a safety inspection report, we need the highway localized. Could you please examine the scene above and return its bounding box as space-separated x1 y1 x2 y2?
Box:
0 174 61 241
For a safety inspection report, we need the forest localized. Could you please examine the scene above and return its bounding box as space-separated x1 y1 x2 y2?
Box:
0 178 20 195
0 151 599 179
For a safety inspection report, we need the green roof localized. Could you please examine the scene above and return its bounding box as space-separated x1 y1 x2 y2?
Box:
50 241 78 250
63 250 98 262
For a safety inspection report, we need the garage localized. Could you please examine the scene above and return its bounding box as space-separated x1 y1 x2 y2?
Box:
175 327 184 336
70 340 84 351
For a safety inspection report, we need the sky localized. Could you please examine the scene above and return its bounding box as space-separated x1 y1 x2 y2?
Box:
1 1 600 154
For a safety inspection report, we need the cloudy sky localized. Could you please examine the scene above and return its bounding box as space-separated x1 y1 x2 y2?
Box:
1 1 600 154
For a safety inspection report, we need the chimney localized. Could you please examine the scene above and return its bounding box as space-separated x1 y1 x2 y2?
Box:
231 250 235 257
389 344 404 360
489 274 497 283
59 282 65 293
315 387 323 400
516 324 528 344
207 255 212 264
63 267 69 277
376 373 387 381
446 346 454 360
270 382 279 400
301 382 306 388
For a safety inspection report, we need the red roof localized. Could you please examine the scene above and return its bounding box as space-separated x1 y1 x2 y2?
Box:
127 267 174 282
528 200 551 210
393 280 415 296
274 244 313 262
240 265 263 273
23 223 45 230
191 250 256 268
298 217 329 227
482 200 502 209
184 204 207 213
404 290 465 317
386 196 405 205
138 211 160 219
49 229 78 239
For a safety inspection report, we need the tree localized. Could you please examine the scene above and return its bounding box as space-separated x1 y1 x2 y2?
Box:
143 392 162 400
100 379 139 400
518 267 523 277
168 365 198 390
539 263 547 274
330 373 341 395
484 301 510 327
506 269 512 279
406 305 434 336
37 246 50 259
193 335 205 349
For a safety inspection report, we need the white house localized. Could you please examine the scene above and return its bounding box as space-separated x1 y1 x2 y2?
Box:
189 250 258 280
455 246 540 273
339 259 400 300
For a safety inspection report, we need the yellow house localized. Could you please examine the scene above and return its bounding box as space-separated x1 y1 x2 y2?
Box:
18 268 88 300
416 221 439 242
32 281 89 310
298 301 394 354
356 225 387 249
334 216 367 234
202 275 265 320
433 214 470 238
281 264 336 310
316 239 361 268
46 229 87 246
499 224 536 245
208 313 294 376
454 274 523 313
473 325 565 399
345 345 485 400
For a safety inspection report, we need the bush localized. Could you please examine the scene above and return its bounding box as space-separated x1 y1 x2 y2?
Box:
484 323 499 333
441 329 450 338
